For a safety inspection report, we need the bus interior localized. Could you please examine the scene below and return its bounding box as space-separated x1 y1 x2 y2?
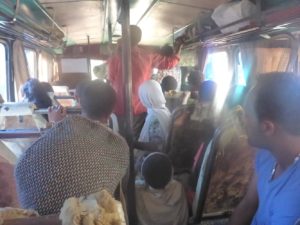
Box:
1 0 300 224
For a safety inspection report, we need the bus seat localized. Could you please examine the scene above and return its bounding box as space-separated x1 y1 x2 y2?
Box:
0 103 41 159
190 129 221 224
167 104 215 175
190 111 255 224
203 134 254 214
0 156 19 208
0 142 17 164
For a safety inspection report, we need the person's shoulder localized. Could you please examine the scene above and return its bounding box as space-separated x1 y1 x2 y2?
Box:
255 149 275 172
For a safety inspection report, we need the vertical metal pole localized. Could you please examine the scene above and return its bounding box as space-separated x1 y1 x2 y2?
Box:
120 0 136 225
87 35 91 78
121 0 133 144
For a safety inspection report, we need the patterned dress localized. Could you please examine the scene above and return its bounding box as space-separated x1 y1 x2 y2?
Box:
15 116 129 215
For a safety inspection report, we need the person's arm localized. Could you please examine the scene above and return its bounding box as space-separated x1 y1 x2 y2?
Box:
151 37 184 70
229 175 258 225
47 105 67 125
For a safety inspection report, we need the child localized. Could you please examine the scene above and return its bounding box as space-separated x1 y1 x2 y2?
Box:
135 152 188 225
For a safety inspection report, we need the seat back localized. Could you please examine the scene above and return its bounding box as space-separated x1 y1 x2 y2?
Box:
191 129 221 223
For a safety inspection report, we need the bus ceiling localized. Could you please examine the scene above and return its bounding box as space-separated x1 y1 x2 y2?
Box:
0 0 299 50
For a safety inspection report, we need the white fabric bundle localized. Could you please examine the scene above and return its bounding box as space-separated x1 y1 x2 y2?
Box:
59 190 126 225
211 0 257 34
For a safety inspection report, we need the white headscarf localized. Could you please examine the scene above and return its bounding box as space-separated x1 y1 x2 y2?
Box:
138 80 171 142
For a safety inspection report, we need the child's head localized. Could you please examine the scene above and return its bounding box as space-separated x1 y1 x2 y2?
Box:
141 153 172 189
161 76 178 93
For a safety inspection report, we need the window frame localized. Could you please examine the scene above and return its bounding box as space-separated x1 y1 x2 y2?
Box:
0 40 10 102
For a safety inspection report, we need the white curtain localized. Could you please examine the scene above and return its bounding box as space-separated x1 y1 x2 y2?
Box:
13 40 30 101
38 51 54 82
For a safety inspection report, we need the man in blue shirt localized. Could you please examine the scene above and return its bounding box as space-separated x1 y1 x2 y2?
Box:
229 72 300 225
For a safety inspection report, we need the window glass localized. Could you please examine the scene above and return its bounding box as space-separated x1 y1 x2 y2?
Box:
203 51 233 113
25 48 37 78
38 53 53 82
236 51 246 86
0 43 7 101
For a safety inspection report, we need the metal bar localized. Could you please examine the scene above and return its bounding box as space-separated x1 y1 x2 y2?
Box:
42 0 100 4
120 0 136 224
87 35 91 76
0 129 42 139
33 0 65 35
136 0 159 25
160 0 212 12
34 107 81 115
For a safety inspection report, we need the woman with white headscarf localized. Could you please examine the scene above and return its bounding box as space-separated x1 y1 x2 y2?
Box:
134 80 171 152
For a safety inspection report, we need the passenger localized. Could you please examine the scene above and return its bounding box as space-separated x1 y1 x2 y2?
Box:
229 72 300 225
40 82 54 93
135 152 189 225
161 75 186 113
134 80 171 152
169 80 216 176
74 80 89 107
22 79 52 109
108 25 184 139
161 75 178 93
15 80 129 215
190 80 217 122
187 70 204 100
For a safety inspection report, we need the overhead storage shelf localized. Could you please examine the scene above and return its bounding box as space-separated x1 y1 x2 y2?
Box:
184 1 300 47
0 0 64 48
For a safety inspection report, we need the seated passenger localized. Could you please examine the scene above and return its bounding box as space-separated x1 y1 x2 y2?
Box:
161 75 187 113
229 72 300 225
135 80 171 152
22 79 52 109
135 152 188 225
15 81 129 215
169 80 217 174
40 82 54 93
187 70 204 100
190 80 217 122
161 75 178 93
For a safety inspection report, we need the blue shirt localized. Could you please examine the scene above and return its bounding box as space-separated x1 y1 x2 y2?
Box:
251 150 300 225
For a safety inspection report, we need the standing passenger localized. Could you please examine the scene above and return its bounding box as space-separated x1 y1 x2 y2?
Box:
229 72 300 225
15 81 129 215
108 25 183 139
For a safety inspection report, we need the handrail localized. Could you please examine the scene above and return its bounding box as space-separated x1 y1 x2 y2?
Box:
0 128 42 139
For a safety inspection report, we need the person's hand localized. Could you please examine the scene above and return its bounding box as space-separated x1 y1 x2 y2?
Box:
48 105 67 124
174 35 186 54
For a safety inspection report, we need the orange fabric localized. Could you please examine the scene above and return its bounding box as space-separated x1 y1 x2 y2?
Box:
108 47 180 116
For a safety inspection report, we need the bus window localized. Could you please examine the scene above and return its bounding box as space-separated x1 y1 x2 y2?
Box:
203 51 233 113
38 53 53 82
236 51 246 86
0 43 7 101
25 48 37 78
